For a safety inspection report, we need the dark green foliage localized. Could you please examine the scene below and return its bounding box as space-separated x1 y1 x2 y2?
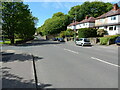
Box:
68 1 113 21
99 37 109 45
2 2 37 44
78 28 97 38
100 35 120 45
52 12 65 18
37 12 70 36
59 29 75 38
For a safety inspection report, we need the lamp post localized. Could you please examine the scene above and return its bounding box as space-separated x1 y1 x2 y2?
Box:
74 8 77 42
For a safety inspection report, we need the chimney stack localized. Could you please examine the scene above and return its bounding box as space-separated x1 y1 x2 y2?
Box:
113 4 119 11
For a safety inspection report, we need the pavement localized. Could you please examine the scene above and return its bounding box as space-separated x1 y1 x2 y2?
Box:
1 50 36 88
1 39 119 88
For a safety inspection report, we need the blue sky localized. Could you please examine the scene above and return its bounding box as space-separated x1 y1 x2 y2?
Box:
24 1 119 28
24 2 83 28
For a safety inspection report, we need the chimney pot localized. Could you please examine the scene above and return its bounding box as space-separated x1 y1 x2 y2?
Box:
113 4 119 11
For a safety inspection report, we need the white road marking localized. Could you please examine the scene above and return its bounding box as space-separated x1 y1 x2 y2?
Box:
53 45 119 67
91 57 120 67
64 48 79 54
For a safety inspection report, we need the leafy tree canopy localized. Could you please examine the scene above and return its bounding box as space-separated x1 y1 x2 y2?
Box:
68 1 113 21
2 2 38 44
37 12 70 35
52 12 65 18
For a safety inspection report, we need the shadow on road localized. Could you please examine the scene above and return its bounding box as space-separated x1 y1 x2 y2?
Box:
1 52 43 63
15 39 65 47
2 67 52 89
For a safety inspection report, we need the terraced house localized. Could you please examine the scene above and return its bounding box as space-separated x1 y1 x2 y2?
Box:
95 4 120 35
76 16 96 29
67 21 79 30
67 4 120 35
67 16 96 30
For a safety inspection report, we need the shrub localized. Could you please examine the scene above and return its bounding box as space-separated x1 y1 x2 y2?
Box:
99 37 109 45
59 29 75 38
99 35 120 45
59 31 66 38
97 29 107 36
78 28 97 38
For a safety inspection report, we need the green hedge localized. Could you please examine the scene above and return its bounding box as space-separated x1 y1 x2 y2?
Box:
99 35 120 45
78 28 97 38
99 37 109 45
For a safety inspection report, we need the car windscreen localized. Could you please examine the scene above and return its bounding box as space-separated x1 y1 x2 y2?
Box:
116 37 120 41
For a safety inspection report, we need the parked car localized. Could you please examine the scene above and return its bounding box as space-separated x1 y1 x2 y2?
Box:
75 38 91 46
52 38 58 41
115 36 120 45
58 38 65 42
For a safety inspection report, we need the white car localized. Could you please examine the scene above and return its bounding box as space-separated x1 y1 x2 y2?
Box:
75 38 91 46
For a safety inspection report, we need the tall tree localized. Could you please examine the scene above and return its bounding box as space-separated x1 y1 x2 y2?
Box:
37 12 70 36
68 1 113 21
2 2 37 44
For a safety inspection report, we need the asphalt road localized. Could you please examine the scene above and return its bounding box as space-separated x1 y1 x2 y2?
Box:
2 39 119 88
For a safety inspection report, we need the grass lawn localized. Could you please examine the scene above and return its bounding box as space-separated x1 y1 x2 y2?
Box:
0 40 10 44
0 39 22 44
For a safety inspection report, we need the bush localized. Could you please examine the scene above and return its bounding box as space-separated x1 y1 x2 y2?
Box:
78 28 97 38
59 31 66 38
99 37 109 45
59 29 75 38
97 29 107 36
99 35 120 45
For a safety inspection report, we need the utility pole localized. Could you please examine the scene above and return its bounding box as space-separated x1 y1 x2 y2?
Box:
74 7 77 42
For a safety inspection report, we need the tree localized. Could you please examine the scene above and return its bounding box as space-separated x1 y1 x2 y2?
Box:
37 12 70 36
65 29 74 37
68 1 113 21
52 12 65 18
78 28 97 38
68 5 82 21
2 2 37 44
97 29 107 37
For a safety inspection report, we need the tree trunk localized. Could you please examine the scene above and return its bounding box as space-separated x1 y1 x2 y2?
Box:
10 35 14 44
11 38 14 44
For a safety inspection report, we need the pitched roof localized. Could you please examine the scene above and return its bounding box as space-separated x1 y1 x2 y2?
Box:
97 9 120 19
97 4 120 19
68 21 80 26
79 17 96 24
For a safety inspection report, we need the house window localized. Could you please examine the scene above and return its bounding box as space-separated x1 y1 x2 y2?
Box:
109 26 113 30
111 16 116 20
